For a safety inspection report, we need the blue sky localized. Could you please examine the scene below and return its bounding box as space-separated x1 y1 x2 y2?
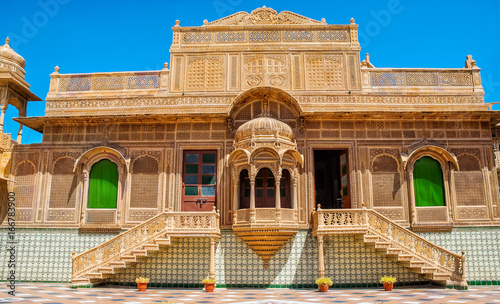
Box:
1 0 499 144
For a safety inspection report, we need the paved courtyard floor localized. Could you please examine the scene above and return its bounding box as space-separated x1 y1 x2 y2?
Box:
1 283 499 304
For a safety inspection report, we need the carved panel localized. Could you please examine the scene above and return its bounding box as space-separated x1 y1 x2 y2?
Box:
243 55 287 89
457 206 489 220
454 172 485 206
49 157 77 209
374 207 404 221
416 207 448 223
13 161 36 208
186 56 224 91
130 155 159 209
86 209 116 224
47 209 75 222
128 209 157 222
305 54 344 90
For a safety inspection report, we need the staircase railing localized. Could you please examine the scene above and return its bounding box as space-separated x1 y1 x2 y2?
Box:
72 210 220 282
312 208 466 284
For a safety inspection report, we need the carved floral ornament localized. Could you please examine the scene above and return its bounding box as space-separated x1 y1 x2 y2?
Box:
206 6 327 26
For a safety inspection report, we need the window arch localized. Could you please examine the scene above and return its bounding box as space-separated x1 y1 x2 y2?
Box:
413 156 445 207
280 169 291 208
88 159 118 209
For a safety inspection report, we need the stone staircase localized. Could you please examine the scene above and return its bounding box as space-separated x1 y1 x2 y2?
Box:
71 209 220 287
313 208 467 289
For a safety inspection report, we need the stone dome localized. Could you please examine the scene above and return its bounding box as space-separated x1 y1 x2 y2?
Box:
0 37 26 70
235 116 294 142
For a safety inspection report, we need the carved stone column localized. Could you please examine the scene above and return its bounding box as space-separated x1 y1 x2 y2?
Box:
209 237 216 279
408 171 417 225
275 179 281 222
0 106 6 132
16 108 26 143
292 178 298 209
232 177 239 224
317 235 325 278
250 178 256 223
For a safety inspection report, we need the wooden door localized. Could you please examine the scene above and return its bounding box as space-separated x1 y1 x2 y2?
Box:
182 150 217 211
339 150 350 208
255 168 275 208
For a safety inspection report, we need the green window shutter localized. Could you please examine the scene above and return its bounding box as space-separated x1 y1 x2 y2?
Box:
88 159 118 209
413 156 445 207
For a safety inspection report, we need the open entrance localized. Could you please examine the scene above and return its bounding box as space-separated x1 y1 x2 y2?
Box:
314 149 350 209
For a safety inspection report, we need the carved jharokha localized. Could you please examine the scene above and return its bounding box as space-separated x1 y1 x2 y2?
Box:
228 96 303 268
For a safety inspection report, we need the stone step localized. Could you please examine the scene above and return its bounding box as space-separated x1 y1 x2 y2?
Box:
120 255 138 263
110 261 127 268
386 248 402 256
97 267 115 274
132 250 148 258
397 254 414 262
420 266 439 274
155 238 171 246
143 244 160 252
432 272 451 281
86 272 104 279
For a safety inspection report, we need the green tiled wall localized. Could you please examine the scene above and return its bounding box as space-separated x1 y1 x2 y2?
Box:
109 231 426 287
0 229 115 282
418 227 500 282
1 227 499 286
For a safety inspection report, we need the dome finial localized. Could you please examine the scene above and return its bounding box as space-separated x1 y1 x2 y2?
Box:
5 37 9 45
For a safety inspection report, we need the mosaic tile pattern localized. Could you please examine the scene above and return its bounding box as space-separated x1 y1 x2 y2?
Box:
419 227 500 282
110 231 426 287
1 227 499 285
323 235 425 284
0 229 116 282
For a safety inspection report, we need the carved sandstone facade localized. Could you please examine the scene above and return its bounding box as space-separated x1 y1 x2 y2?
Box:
4 7 500 287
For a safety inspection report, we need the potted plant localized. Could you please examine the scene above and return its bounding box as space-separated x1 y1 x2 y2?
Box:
202 278 216 292
380 276 396 291
316 277 333 292
135 277 149 291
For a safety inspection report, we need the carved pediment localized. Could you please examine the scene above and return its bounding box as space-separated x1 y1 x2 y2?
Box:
207 6 326 26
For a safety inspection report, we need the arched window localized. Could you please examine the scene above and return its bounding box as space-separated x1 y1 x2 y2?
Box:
255 168 275 208
413 156 445 207
280 169 291 208
88 159 118 209
239 169 250 209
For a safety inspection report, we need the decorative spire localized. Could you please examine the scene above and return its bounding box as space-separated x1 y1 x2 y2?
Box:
4 37 11 48
464 55 478 68
361 53 375 68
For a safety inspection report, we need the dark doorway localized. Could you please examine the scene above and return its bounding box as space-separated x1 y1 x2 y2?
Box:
313 149 350 209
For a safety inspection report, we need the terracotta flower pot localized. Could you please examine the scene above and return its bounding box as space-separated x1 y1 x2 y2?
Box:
318 284 329 292
137 282 148 291
384 283 393 291
204 282 216 292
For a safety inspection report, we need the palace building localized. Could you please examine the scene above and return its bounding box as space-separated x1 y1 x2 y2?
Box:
1 7 500 288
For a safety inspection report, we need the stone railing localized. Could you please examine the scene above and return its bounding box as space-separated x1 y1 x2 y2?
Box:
49 70 168 94
234 208 297 226
312 208 465 283
72 210 219 281
361 68 482 93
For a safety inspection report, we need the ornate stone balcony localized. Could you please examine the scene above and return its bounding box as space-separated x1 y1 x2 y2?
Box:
232 208 299 269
